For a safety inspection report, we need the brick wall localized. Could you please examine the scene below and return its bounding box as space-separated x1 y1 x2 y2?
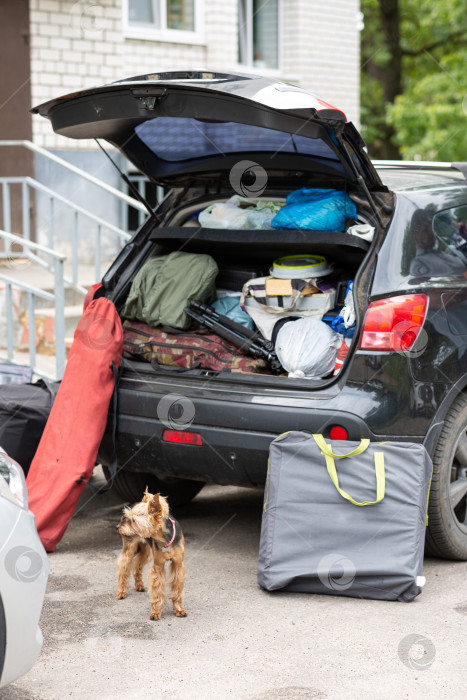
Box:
29 0 361 150
283 0 361 125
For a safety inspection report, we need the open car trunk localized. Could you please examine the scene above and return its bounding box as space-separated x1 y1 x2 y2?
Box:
103 186 389 388
33 71 393 386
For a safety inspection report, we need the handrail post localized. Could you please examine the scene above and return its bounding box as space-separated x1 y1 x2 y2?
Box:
48 196 55 268
72 210 79 286
5 283 14 360
28 292 36 371
2 183 11 255
22 181 30 241
95 224 102 280
54 258 66 379
138 178 145 228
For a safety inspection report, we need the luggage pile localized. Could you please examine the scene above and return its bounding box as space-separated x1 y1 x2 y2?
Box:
122 188 370 379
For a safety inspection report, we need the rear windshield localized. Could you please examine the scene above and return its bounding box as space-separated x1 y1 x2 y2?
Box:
135 117 339 163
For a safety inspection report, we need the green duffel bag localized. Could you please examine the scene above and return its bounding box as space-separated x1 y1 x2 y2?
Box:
122 251 219 330
258 432 433 602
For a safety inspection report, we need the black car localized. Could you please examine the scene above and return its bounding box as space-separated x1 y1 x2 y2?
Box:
34 71 467 561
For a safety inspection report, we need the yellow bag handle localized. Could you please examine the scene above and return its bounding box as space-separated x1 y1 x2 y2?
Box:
312 434 385 506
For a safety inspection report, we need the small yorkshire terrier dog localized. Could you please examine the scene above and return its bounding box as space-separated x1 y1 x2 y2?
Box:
116 488 187 620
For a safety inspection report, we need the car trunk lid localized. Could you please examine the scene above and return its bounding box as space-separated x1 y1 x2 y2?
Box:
32 70 385 194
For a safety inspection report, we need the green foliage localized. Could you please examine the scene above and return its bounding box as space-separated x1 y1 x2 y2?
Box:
388 59 467 160
361 0 467 160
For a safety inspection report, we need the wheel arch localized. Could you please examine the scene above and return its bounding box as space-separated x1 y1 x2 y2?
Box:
424 375 467 457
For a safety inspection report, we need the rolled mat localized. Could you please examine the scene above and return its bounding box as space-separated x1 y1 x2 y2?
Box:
26 297 123 552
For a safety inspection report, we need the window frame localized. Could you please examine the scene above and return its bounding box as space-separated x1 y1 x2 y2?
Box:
237 0 283 74
123 0 205 45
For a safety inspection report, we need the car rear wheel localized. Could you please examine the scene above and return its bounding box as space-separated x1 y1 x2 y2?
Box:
103 467 205 507
425 394 467 560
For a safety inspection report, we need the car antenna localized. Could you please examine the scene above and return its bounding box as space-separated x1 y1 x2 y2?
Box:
94 139 159 222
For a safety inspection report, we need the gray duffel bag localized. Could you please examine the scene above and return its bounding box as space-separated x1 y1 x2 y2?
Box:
258 432 433 602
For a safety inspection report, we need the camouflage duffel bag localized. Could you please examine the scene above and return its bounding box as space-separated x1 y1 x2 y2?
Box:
122 321 266 373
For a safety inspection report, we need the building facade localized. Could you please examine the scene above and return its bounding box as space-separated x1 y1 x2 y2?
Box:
29 0 361 150
0 0 361 256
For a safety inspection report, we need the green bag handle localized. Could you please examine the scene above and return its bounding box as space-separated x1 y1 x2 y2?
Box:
312 434 385 506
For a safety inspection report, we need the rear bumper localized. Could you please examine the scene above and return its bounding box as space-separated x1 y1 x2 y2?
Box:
103 410 376 487
99 362 429 487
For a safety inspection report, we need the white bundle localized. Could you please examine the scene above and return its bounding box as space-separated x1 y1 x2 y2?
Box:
275 317 342 379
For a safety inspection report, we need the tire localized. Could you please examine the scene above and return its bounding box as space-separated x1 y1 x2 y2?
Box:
103 467 205 507
425 394 467 560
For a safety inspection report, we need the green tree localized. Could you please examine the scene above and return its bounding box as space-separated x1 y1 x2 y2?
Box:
361 0 467 160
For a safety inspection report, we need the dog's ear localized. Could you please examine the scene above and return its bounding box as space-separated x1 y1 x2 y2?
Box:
142 486 151 503
148 493 161 517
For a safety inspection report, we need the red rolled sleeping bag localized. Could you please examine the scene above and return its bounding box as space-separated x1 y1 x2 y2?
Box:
27 297 123 552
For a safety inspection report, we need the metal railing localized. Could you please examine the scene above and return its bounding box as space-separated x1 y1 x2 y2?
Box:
0 139 149 379
0 176 132 291
0 230 66 379
127 173 164 231
0 140 147 214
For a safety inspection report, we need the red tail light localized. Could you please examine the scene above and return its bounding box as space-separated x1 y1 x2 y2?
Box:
162 430 203 446
359 294 428 352
329 426 349 440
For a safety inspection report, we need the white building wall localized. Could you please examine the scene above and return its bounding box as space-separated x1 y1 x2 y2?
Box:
290 0 360 125
29 0 361 150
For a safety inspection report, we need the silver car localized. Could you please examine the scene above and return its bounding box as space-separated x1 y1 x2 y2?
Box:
0 448 49 688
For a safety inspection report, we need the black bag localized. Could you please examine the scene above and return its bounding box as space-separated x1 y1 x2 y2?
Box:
216 263 266 291
0 379 60 475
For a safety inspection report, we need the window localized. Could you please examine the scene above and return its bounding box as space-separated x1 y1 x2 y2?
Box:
125 0 203 43
238 0 281 71
135 117 340 164
408 206 467 279
433 206 467 266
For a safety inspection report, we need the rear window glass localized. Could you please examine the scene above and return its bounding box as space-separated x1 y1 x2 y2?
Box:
135 117 339 162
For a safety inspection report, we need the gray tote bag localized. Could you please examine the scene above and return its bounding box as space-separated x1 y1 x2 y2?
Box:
258 432 433 602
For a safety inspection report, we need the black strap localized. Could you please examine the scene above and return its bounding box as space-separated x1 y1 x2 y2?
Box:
150 357 202 373
87 361 120 494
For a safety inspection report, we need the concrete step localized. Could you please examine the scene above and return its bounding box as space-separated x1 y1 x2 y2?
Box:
19 286 85 310
0 259 113 303
0 259 115 376
0 262 88 308
0 349 59 381
31 304 84 331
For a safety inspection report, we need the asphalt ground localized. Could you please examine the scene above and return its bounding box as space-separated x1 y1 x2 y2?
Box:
2 482 466 700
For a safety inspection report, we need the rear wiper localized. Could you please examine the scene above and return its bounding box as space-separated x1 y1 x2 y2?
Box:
95 139 160 223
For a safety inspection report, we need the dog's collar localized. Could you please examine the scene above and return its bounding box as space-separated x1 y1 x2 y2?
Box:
161 518 176 551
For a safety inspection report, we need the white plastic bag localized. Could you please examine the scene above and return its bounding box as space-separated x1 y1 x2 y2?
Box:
198 196 282 230
275 317 342 379
198 196 251 229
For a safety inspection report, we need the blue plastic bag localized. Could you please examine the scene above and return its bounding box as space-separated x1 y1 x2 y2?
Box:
212 296 255 330
272 188 357 232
